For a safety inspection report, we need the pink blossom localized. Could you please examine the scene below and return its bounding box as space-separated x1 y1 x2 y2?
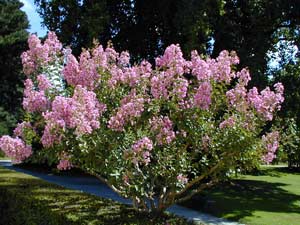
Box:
236 68 251 86
261 131 280 164
63 51 99 90
108 91 144 131
105 46 119 64
150 116 175 145
37 74 52 91
57 152 72 170
42 86 105 147
13 122 32 138
274 82 284 94
190 50 211 81
44 31 62 54
23 79 49 112
172 78 189 99
21 32 63 76
0 135 32 163
71 85 104 135
194 81 212 110
109 60 152 88
150 71 170 99
92 45 108 69
247 84 284 121
177 174 188 184
118 51 130 67
226 84 247 112
219 116 235 129
155 44 188 75
209 50 237 83
131 137 153 165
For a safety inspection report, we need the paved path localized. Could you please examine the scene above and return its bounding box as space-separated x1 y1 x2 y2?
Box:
0 160 242 225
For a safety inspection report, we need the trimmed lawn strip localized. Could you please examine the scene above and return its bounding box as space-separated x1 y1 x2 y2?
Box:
181 166 300 225
0 166 193 225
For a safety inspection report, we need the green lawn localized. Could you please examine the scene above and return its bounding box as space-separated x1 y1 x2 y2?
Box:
0 166 192 225
0 156 10 160
182 166 300 225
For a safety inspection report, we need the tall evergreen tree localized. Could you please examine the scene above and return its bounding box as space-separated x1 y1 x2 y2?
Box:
0 0 29 134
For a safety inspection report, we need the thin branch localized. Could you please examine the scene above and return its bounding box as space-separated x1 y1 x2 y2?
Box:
81 167 123 195
175 180 216 204
175 160 222 197
174 151 236 198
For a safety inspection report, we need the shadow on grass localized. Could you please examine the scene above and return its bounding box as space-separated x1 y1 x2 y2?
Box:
0 167 191 225
181 177 300 222
249 166 300 177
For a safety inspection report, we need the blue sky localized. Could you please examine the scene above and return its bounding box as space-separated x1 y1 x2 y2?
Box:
20 0 48 37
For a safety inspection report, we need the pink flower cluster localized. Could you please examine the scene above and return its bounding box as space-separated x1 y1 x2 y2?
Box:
57 152 73 170
261 131 280 164
150 116 176 145
64 44 148 90
177 174 188 184
151 45 190 100
63 50 99 90
194 81 212 110
190 50 239 83
226 84 248 112
37 74 52 91
108 91 145 131
109 60 152 88
23 79 49 112
13 122 32 139
248 83 284 121
156 44 190 76
21 32 62 76
151 70 190 100
131 137 153 166
42 85 105 147
219 116 235 129
0 135 32 163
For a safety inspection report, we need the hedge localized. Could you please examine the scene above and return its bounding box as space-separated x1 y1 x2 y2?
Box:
0 166 193 225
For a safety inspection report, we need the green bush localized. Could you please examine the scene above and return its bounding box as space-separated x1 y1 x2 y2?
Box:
280 119 300 169
0 166 193 225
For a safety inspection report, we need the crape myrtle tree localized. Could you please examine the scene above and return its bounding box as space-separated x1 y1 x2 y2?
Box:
0 33 284 213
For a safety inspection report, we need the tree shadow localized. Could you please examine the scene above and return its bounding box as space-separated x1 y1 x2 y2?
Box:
181 178 300 221
0 167 192 225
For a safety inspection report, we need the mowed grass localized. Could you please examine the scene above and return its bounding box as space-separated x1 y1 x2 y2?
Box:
0 166 192 225
182 166 300 225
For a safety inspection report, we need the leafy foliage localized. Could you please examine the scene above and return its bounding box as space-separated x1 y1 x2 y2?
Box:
0 0 29 133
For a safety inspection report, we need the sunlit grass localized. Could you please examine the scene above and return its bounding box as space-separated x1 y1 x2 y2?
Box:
182 165 300 225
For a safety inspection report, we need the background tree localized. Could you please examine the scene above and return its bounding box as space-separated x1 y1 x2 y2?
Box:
34 0 224 61
212 0 300 89
0 0 29 135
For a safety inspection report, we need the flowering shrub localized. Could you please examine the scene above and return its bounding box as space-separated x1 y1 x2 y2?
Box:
0 33 284 213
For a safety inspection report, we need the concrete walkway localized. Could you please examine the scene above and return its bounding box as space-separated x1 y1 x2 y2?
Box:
0 160 243 225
